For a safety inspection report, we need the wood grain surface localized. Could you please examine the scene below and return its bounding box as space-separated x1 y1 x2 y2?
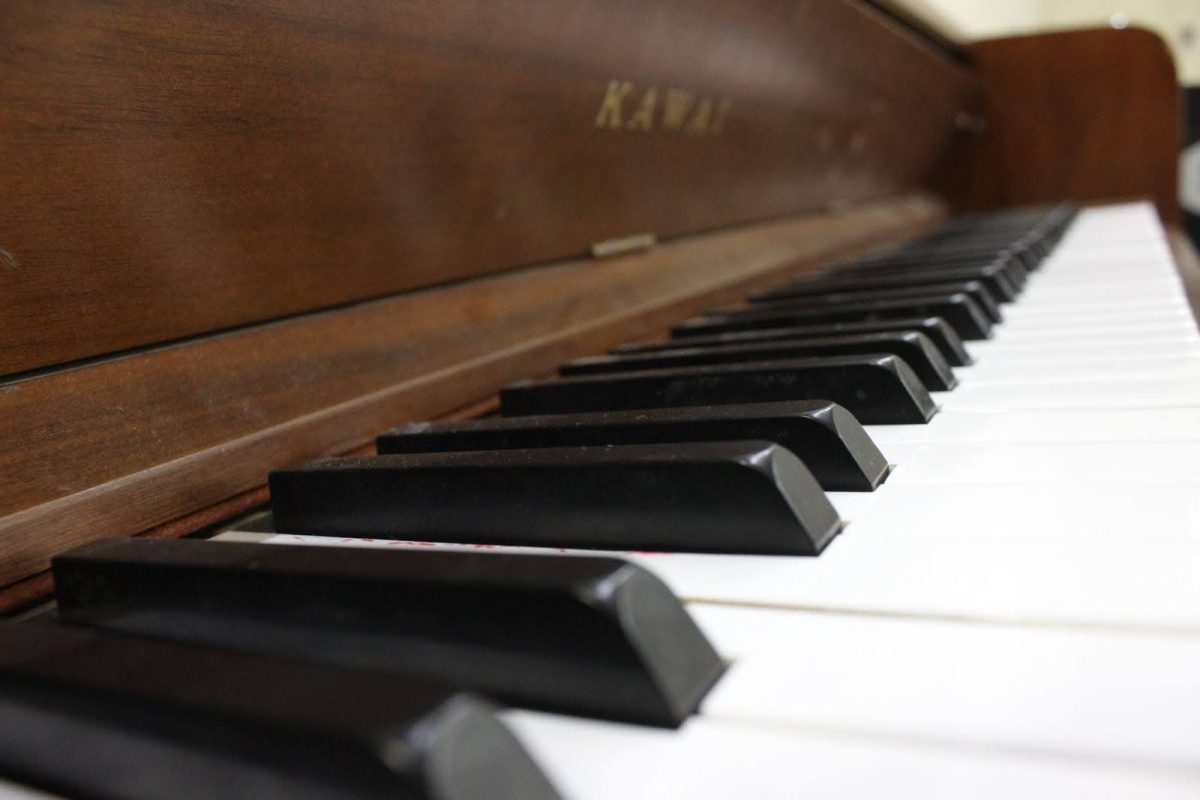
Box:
0 196 942 598
0 0 972 377
932 27 1181 223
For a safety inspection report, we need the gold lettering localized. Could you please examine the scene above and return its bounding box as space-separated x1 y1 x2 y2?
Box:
685 98 714 136
625 86 658 131
662 89 695 130
593 83 730 137
709 98 733 136
594 80 634 129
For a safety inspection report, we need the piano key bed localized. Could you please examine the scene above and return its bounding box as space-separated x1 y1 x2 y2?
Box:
6 202 1200 799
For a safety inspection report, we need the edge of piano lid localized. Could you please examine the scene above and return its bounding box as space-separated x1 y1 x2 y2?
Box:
0 0 1188 613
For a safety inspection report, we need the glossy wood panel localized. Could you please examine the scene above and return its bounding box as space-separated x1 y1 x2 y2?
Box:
932 27 1181 223
0 196 942 597
0 0 972 377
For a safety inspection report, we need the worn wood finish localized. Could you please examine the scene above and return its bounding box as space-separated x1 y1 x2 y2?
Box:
932 28 1181 223
0 196 943 594
0 0 972 377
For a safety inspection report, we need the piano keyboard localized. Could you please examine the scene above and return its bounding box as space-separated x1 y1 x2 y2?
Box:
7 202 1200 798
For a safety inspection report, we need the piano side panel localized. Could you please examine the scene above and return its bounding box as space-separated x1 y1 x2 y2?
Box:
1168 229 1200 324
0 196 942 603
931 27 1181 224
0 0 973 377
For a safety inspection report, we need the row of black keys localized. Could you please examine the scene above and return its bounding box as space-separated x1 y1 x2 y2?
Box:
266 204 1075 557
0 205 1075 800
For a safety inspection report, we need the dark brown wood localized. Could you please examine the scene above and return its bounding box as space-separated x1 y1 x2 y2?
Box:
0 0 973 377
0 396 499 614
0 196 943 593
931 27 1181 223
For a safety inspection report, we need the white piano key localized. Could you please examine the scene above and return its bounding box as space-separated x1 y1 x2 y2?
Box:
1041 259 1179 276
999 308 1194 327
981 325 1200 345
844 483 1200 542
1014 278 1188 295
628 537 1200 630
992 318 1198 339
250 512 1200 636
1012 301 1192 317
967 336 1200 356
962 344 1200 366
1039 252 1177 268
963 357 1200 386
940 375 1200 410
1001 307 1194 326
694 605 1200 770
824 490 881 521
885 441 1200 486
865 407 1200 445
1035 242 1176 264
1003 306 1194 324
241 528 1200 630
1014 279 1186 299
506 710 1200 800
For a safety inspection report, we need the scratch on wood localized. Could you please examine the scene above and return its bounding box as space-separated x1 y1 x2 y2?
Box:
0 249 16 271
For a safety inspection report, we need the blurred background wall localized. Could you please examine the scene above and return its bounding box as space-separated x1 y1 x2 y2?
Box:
900 0 1199 240
913 0 1197 82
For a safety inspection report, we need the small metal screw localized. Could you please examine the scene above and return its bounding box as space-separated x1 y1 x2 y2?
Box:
0 249 16 271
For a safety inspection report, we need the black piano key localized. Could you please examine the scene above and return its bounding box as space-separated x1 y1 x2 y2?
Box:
756 261 1020 303
562 332 956 391
270 441 842 555
743 280 1003 324
835 251 1032 292
705 291 995 340
847 247 989 266
377 401 888 491
851 240 1040 271
0 621 559 800
673 293 993 341
644 316 972 367
878 234 1039 259
908 231 1033 248
500 355 937 424
54 538 725 728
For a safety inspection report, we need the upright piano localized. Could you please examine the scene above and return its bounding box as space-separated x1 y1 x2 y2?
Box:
3 2 1200 798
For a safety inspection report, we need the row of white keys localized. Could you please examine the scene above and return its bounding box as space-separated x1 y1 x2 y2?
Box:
936 212 1200 410
536 205 1200 795
627 536 1200 630
692 606 1200 770
629 205 1200 625
247 530 1200 797
252 203 1200 798
505 706 1200 800
517 203 1200 798
506 604 1200 799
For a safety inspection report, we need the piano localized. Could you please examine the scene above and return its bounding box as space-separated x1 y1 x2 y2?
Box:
2 2 1199 797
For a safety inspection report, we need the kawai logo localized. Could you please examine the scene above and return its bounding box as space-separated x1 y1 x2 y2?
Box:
593 80 732 137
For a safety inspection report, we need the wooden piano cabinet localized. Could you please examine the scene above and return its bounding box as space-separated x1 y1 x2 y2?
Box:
0 195 943 612
932 27 1182 224
0 0 971 378
0 0 975 609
